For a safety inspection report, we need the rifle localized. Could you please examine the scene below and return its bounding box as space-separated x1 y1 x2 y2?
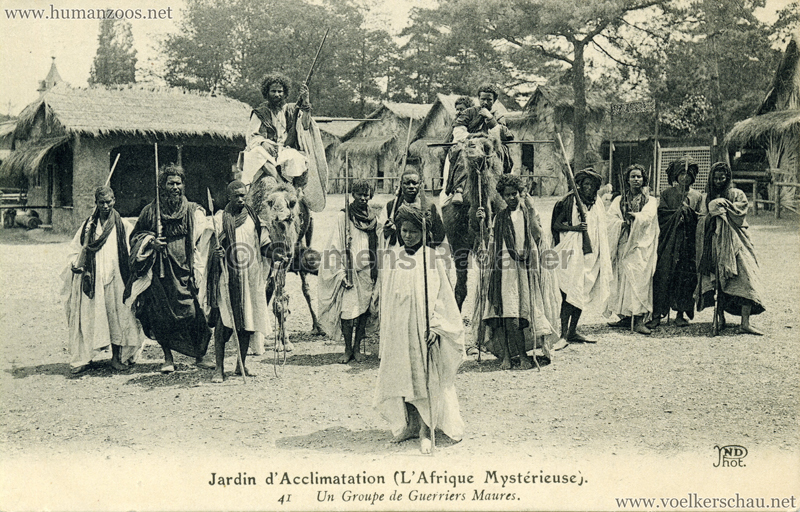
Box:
73 153 121 272
206 189 247 383
154 143 164 278
343 152 353 288
427 140 555 148
284 28 330 149
556 133 592 255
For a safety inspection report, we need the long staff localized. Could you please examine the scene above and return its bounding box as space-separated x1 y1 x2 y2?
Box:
343 152 353 288
391 118 415 222
421 209 436 454
474 161 488 363
273 259 289 374
207 189 247 383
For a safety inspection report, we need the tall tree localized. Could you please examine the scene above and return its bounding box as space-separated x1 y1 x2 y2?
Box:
89 19 137 85
162 0 395 116
627 0 780 144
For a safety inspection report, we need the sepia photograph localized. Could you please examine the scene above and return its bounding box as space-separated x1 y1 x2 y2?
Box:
0 0 797 510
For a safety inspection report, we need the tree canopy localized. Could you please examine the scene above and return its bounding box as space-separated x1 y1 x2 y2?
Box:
89 19 137 86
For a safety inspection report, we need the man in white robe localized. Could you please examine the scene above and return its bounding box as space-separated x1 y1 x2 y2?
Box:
606 164 660 335
317 179 378 363
374 205 465 454
207 181 271 382
551 168 612 348
61 186 142 373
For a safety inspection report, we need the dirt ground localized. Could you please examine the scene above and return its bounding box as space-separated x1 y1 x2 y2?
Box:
1 195 798 478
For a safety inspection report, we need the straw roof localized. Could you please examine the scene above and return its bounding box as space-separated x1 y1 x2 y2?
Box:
724 110 800 147
0 121 16 139
336 135 396 157
523 85 606 114
14 83 251 140
757 36 799 115
0 136 69 180
381 101 432 121
409 138 446 158
316 118 363 138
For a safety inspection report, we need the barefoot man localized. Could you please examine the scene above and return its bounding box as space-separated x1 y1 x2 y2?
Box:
550 168 612 348
125 164 213 373
374 205 465 453
62 186 143 374
318 179 378 363
207 180 271 382
696 162 765 335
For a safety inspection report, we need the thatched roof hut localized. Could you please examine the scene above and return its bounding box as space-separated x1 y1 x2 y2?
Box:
725 35 800 207
504 85 607 195
0 82 251 232
334 101 432 193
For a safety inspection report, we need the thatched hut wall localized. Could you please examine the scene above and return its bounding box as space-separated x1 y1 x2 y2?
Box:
335 104 430 194
1 84 248 232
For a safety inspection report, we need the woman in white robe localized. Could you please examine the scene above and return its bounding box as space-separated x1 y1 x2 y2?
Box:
606 164 660 334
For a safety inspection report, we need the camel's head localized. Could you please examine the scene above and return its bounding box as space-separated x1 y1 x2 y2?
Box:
248 177 301 249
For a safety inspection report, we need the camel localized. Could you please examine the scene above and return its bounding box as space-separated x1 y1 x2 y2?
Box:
246 175 323 351
441 135 505 310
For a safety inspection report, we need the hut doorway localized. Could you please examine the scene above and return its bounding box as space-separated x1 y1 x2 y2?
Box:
109 145 178 217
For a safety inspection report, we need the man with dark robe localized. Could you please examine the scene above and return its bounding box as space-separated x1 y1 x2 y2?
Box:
479 175 556 369
445 84 514 204
125 164 213 373
648 157 703 329
62 186 142 373
551 168 612 349
207 180 271 382
696 162 765 335
318 179 379 363
379 168 445 249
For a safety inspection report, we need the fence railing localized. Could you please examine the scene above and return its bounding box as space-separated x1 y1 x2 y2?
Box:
327 173 561 196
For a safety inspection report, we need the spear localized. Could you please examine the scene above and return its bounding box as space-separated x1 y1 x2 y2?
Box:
207 188 247 383
421 208 436 454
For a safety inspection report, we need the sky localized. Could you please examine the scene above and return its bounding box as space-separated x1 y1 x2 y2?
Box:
0 0 790 118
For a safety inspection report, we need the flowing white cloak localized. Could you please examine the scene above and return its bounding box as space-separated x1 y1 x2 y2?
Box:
211 212 271 336
374 245 465 440
317 211 376 340
553 198 612 313
60 218 143 367
606 195 660 318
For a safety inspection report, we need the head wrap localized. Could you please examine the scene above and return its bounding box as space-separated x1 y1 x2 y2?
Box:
666 156 699 186
574 168 602 189
706 161 733 205
394 204 429 232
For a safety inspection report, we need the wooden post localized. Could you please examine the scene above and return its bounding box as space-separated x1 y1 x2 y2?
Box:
752 183 757 216
776 182 781 219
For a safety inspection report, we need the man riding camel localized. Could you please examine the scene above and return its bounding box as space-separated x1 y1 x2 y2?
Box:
240 73 328 213
445 84 514 205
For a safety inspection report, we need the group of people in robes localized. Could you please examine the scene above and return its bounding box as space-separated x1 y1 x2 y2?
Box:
602 158 765 337
60 71 766 455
